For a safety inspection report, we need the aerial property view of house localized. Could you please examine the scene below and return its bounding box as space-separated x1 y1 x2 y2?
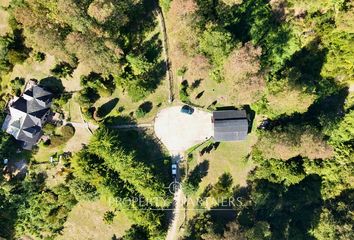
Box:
2 82 52 150
212 110 249 142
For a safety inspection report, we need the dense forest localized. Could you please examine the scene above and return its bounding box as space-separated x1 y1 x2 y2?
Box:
0 0 353 239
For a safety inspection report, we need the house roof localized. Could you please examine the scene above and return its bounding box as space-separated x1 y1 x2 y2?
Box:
24 85 52 101
213 110 247 120
11 96 50 119
2 84 52 149
213 110 248 141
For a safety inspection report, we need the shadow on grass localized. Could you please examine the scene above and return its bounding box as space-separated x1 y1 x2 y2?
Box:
39 76 65 96
96 98 119 119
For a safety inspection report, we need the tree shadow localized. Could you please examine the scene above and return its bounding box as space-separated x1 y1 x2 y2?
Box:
243 105 255 133
269 87 348 130
39 77 65 96
96 98 119 119
241 175 322 239
138 101 153 114
284 39 329 94
186 160 209 189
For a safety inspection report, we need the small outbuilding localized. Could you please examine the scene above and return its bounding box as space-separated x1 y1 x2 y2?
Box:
212 110 248 142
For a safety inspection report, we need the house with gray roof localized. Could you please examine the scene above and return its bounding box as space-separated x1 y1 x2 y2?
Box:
212 110 248 142
2 83 52 150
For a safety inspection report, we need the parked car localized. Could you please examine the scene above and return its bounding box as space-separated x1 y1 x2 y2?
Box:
181 105 194 115
172 163 177 176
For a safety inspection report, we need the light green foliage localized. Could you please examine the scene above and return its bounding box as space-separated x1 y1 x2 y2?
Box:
199 25 233 60
252 152 306 186
15 183 77 239
160 0 172 11
199 24 234 82
330 110 354 143
126 54 154 76
89 128 169 203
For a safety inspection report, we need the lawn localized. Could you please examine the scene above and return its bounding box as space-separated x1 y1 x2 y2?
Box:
57 200 133 240
181 133 257 227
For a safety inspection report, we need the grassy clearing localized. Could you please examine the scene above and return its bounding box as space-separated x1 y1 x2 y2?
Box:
62 62 91 92
9 54 57 82
182 133 257 222
57 200 132 240
0 8 10 36
94 78 169 123
64 97 83 122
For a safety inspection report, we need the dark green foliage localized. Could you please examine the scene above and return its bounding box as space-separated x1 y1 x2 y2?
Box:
135 101 152 118
179 80 190 103
80 72 115 97
0 131 17 159
61 125 75 138
0 30 30 75
39 77 65 95
69 177 99 201
209 173 233 199
50 62 76 78
15 184 78 239
49 125 75 147
121 224 150 240
51 92 72 113
33 51 45 62
9 77 25 96
103 211 115 225
71 126 172 237
77 87 100 109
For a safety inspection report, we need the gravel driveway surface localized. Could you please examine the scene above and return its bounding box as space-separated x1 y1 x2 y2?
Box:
154 106 213 154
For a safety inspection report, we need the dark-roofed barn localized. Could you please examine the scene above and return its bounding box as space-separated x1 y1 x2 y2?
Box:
212 110 248 141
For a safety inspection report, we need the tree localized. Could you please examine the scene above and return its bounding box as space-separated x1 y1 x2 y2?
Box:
223 42 265 105
198 24 234 82
256 124 333 160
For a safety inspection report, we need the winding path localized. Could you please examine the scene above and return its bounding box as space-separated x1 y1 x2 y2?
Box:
156 6 174 103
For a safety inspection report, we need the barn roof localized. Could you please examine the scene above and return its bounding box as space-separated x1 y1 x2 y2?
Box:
213 110 248 141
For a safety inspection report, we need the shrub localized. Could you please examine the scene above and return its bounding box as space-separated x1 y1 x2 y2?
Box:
135 108 147 118
9 77 25 96
33 52 45 62
103 211 115 225
177 66 188 77
61 125 75 139
179 81 190 103
43 123 56 135
50 62 75 78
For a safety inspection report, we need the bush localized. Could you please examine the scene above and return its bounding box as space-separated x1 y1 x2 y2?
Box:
179 81 190 103
135 108 147 118
177 66 188 77
43 123 56 135
51 62 75 78
61 125 75 139
103 211 115 225
9 77 25 96
33 52 45 62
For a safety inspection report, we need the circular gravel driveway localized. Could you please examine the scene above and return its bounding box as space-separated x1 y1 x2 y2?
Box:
154 106 213 154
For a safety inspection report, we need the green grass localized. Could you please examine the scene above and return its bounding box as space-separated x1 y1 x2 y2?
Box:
57 200 133 240
182 133 257 220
